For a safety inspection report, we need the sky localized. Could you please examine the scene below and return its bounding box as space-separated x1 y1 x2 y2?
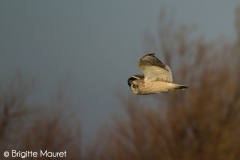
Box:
0 0 239 142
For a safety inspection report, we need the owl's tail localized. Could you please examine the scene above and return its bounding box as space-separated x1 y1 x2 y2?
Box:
176 85 188 90
168 83 188 91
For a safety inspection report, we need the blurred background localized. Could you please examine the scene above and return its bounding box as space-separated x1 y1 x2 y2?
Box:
1 1 240 159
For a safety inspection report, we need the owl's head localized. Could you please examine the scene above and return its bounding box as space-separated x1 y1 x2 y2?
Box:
128 75 143 94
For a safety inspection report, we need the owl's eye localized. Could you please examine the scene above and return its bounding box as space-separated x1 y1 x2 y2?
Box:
132 84 137 88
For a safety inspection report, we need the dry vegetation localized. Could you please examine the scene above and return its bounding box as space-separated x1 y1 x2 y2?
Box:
1 8 240 160
0 73 82 160
85 9 240 160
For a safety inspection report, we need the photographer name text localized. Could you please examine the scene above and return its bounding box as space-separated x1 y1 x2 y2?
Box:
4 150 67 158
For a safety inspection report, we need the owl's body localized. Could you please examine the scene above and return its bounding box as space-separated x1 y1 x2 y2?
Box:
130 78 186 95
128 53 188 95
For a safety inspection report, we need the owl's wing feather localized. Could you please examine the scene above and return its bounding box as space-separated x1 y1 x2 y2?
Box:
137 53 173 82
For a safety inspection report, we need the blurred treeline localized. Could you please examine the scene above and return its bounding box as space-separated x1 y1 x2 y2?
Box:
0 73 81 160
1 9 240 160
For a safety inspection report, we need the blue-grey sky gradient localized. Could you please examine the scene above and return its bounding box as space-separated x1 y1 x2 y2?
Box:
0 0 239 142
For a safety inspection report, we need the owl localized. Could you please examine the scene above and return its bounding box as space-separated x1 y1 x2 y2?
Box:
128 53 188 95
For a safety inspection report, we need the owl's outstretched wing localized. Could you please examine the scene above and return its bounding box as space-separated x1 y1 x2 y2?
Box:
137 53 173 82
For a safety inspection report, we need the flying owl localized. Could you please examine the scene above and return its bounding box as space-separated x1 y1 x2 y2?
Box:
128 53 188 95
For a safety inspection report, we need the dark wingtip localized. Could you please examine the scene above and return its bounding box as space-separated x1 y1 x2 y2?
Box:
141 53 155 59
148 53 155 56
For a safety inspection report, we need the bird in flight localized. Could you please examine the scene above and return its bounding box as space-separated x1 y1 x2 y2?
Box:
128 53 188 95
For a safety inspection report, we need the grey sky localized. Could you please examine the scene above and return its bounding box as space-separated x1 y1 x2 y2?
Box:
0 0 239 142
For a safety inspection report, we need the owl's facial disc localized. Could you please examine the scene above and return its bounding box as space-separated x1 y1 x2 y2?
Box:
128 75 143 94
131 83 137 88
130 81 139 94
127 75 144 87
